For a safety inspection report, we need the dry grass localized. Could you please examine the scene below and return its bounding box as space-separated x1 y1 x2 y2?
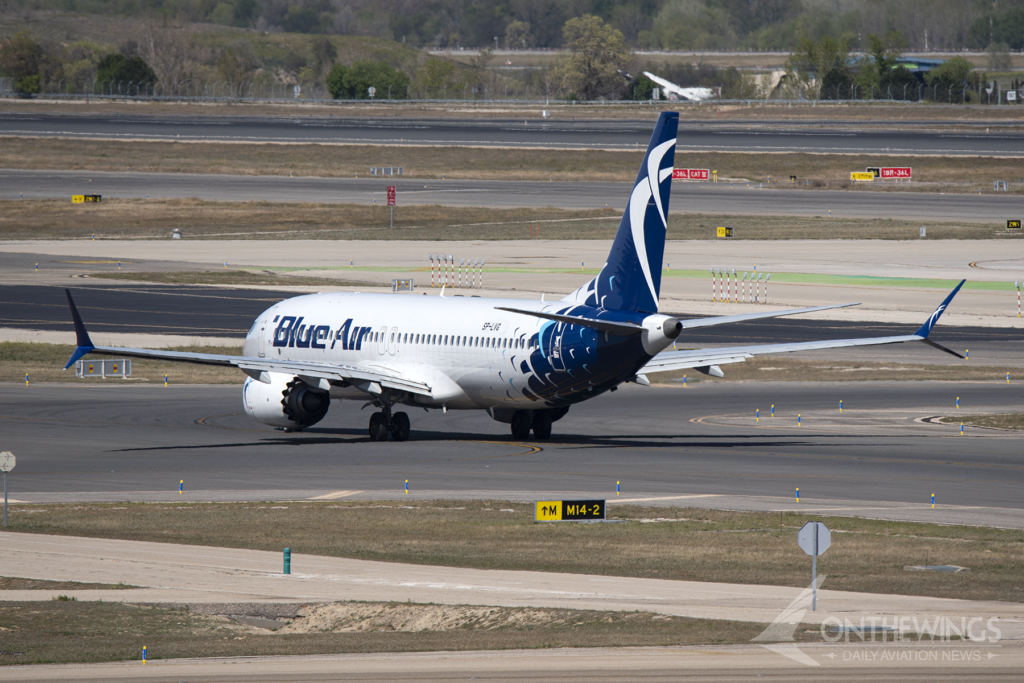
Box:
3 342 244 384
0 600 781 665
0 198 1008 241
0 198 620 241
0 577 134 590
89 270 381 288
6 501 1022 603
941 414 1024 430
652 358 1014 384
4 137 1024 190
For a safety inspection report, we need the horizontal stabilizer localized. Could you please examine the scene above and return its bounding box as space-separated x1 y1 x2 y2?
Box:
495 307 645 336
673 303 858 331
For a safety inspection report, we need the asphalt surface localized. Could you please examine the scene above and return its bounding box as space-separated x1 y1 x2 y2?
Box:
3 283 1017 343
3 382 1022 518
3 168 1020 222
4 113 1024 156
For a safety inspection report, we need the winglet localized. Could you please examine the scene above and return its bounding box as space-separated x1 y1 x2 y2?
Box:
63 289 95 370
914 279 965 339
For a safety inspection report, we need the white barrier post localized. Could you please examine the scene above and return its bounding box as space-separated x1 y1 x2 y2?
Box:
459 259 464 288
447 254 453 287
742 272 748 303
429 254 434 287
480 259 485 290
1017 281 1020 318
732 268 737 303
765 273 771 304
710 267 715 301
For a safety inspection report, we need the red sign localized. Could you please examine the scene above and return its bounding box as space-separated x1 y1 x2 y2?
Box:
386 185 396 206
880 167 912 179
672 168 710 181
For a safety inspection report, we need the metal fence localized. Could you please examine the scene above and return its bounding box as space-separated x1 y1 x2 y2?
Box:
4 76 1021 106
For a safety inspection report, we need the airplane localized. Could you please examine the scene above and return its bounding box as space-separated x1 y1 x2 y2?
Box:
61 112 966 442
643 72 716 102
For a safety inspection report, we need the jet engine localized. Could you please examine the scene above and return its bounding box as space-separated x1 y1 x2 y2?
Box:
242 373 330 430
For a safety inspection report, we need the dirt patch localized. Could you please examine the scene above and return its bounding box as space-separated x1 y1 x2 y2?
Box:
280 603 597 634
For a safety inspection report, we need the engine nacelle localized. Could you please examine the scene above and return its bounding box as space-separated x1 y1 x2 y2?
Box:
640 313 683 355
242 372 330 430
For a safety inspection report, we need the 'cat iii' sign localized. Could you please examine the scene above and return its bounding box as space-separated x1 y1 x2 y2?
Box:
535 499 606 522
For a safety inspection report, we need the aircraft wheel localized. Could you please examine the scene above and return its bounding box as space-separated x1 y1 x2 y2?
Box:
368 412 389 441
532 410 552 440
391 412 411 442
510 411 531 440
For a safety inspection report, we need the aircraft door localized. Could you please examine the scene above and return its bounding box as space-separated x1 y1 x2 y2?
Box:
376 326 387 355
547 323 567 372
257 319 266 358
388 326 398 355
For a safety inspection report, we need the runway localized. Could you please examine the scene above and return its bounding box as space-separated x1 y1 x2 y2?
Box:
3 382 1022 526
2 168 1020 222
2 283 1018 344
4 113 1024 156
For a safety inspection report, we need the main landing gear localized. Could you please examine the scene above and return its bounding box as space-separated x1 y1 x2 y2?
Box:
368 407 410 442
510 409 551 440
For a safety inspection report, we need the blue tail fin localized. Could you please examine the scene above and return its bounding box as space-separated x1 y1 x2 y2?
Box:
563 112 678 313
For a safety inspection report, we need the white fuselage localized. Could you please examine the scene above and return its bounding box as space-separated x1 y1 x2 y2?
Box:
241 291 676 412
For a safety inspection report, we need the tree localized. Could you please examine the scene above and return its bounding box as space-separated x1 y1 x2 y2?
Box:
328 61 410 99
987 42 1012 71
785 35 852 99
410 57 464 98
554 15 628 100
927 56 973 103
97 54 157 88
0 31 43 90
505 20 532 49
326 64 349 98
217 43 258 91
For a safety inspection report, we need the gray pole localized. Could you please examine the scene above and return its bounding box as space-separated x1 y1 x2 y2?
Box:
4 471 7 527
812 522 818 611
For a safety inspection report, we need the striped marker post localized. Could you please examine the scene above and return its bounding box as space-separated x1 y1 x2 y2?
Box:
1016 281 1020 317
798 414 802 426
771 404 775 417
765 274 771 304
756 408 759 422
1008 373 1011 384
796 488 800 503
616 481 620 496
839 400 843 413
142 646 147 664
179 480 183 495
164 375 168 387
960 423 964 436
956 397 960 409
931 493 935 509
711 268 716 301
429 254 434 287
732 268 737 303
405 480 409 494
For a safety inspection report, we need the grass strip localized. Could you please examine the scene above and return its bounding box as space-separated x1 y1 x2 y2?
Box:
5 502 1022 603
0 601 788 665
0 577 135 590
88 270 381 289
4 137 1024 190
0 198 1015 241
941 414 1024 430
652 358 1016 383
2 342 243 384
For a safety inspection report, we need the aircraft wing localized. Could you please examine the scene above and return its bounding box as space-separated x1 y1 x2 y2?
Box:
676 303 858 330
643 72 715 101
642 281 966 377
61 289 432 397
